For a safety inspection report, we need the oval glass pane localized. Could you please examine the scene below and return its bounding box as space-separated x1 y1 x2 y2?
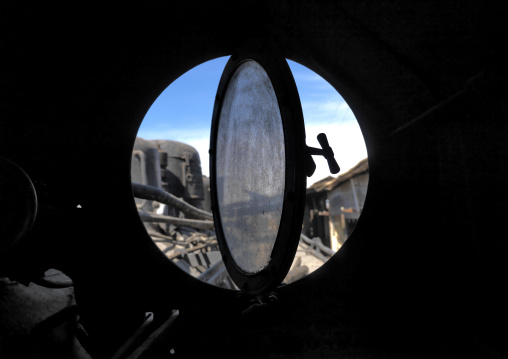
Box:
216 60 286 274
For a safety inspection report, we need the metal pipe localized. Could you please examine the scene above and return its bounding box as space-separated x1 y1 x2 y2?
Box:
300 234 336 257
138 210 214 230
132 182 213 220
165 241 217 260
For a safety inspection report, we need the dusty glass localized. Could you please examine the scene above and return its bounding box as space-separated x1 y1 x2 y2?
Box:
216 60 286 274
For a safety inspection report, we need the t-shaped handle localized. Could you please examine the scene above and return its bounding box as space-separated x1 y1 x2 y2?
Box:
317 133 340 174
305 133 340 177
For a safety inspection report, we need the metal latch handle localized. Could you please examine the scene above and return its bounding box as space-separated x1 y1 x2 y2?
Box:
305 133 341 177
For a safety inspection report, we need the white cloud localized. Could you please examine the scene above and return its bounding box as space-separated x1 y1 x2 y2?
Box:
292 73 323 83
301 99 352 125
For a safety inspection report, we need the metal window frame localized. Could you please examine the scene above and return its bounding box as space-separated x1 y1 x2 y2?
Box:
209 51 307 295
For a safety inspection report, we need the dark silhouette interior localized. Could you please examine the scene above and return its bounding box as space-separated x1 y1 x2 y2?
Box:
1 2 507 358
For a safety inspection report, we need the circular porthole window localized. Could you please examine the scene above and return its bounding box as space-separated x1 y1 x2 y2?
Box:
133 54 368 294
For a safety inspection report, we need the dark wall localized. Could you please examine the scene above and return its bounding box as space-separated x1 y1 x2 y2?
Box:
1 2 507 358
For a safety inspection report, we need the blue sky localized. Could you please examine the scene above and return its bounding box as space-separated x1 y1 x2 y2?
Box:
137 56 367 187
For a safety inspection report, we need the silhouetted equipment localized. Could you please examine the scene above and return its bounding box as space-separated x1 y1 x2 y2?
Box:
155 140 206 210
131 138 163 233
131 140 224 286
131 138 162 191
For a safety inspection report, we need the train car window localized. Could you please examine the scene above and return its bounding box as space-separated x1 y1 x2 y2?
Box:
213 60 287 274
132 56 367 292
210 54 306 294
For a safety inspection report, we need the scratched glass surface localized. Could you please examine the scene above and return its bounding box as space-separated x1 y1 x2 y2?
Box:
216 60 286 274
